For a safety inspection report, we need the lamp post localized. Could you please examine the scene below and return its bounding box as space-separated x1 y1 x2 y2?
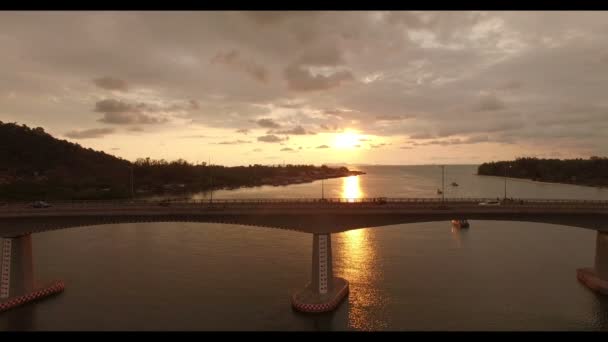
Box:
504 163 512 200
129 165 134 199
209 157 213 204
321 178 325 200
441 165 445 202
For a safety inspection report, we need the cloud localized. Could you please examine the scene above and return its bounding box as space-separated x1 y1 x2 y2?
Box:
409 132 434 139
473 94 506 112
371 143 389 148
94 99 168 125
128 126 143 132
236 128 250 134
252 148 263 152
93 77 129 91
284 64 354 91
400 146 413 149
256 118 281 128
257 134 287 143
216 140 251 145
272 125 314 135
376 115 406 121
189 99 200 110
316 144 330 149
498 80 523 90
280 147 296 152
211 49 269 83
110 147 120 150
65 127 115 139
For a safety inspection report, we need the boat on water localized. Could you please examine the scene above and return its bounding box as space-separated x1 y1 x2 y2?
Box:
451 219 469 229
451 182 458 186
437 189 443 195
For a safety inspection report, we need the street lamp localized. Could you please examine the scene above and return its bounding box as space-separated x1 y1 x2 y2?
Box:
442 165 445 202
504 163 512 200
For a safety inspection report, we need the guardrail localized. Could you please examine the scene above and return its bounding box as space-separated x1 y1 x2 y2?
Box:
1 197 608 208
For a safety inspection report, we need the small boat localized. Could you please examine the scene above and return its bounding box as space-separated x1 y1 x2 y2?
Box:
437 189 443 195
451 182 458 187
451 219 469 229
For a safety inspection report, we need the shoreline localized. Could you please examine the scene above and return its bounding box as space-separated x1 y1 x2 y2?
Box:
475 173 607 190
137 171 366 199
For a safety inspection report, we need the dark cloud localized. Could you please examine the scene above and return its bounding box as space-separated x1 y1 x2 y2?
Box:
400 146 413 149
256 118 281 128
236 128 250 134
65 127 115 139
316 144 330 149
216 140 252 145
498 80 523 90
409 132 434 139
128 126 143 132
371 143 389 148
376 115 406 121
280 147 296 152
272 125 314 135
211 49 269 83
189 99 200 110
257 134 287 143
473 94 506 112
93 77 129 91
94 99 173 125
284 64 354 91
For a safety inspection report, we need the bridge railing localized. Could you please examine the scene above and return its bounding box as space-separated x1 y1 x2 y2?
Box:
2 197 608 211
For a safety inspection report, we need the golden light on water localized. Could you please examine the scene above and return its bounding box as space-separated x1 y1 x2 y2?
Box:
335 177 388 330
342 175 364 202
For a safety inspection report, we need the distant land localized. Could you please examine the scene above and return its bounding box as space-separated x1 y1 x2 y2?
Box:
0 122 364 201
478 157 608 188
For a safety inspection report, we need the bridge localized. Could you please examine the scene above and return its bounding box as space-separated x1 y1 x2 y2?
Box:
1 197 608 313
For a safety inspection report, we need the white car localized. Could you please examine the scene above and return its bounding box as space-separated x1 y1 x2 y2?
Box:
479 200 500 206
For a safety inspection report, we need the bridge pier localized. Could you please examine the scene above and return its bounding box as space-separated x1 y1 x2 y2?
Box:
1 234 64 313
577 231 608 295
291 233 349 313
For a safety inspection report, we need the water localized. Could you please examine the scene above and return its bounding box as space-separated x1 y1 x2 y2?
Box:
1 165 608 330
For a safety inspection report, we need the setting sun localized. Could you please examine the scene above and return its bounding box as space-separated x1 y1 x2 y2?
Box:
334 131 362 149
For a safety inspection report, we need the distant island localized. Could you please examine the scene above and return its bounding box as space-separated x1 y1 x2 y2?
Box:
0 122 364 201
477 157 608 188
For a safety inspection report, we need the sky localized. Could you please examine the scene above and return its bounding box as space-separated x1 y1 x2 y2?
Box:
1 11 607 166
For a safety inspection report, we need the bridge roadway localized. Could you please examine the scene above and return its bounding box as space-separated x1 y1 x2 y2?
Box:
1 197 607 313
1 197 607 237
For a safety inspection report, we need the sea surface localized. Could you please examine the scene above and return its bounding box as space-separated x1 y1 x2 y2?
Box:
1 165 608 331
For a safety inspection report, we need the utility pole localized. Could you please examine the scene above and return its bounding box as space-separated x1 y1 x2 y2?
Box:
504 164 510 200
209 156 213 204
321 179 325 200
441 165 445 202
130 165 134 199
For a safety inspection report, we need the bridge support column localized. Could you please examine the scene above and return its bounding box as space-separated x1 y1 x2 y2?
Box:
291 233 349 313
1 234 65 313
577 231 608 295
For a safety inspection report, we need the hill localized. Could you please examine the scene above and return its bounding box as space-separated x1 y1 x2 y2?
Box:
0 122 363 200
477 157 608 188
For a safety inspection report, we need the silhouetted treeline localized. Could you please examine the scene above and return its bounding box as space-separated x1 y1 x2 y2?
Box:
477 157 608 187
0 122 361 200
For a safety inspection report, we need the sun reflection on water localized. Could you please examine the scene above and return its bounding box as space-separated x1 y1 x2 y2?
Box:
342 176 364 202
334 177 389 330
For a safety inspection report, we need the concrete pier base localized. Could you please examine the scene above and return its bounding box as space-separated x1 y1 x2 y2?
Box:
0 280 65 312
577 231 608 295
291 233 349 313
1 235 64 313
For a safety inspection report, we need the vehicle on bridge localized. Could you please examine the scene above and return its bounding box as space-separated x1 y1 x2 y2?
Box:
452 219 469 229
31 201 51 208
478 200 500 206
